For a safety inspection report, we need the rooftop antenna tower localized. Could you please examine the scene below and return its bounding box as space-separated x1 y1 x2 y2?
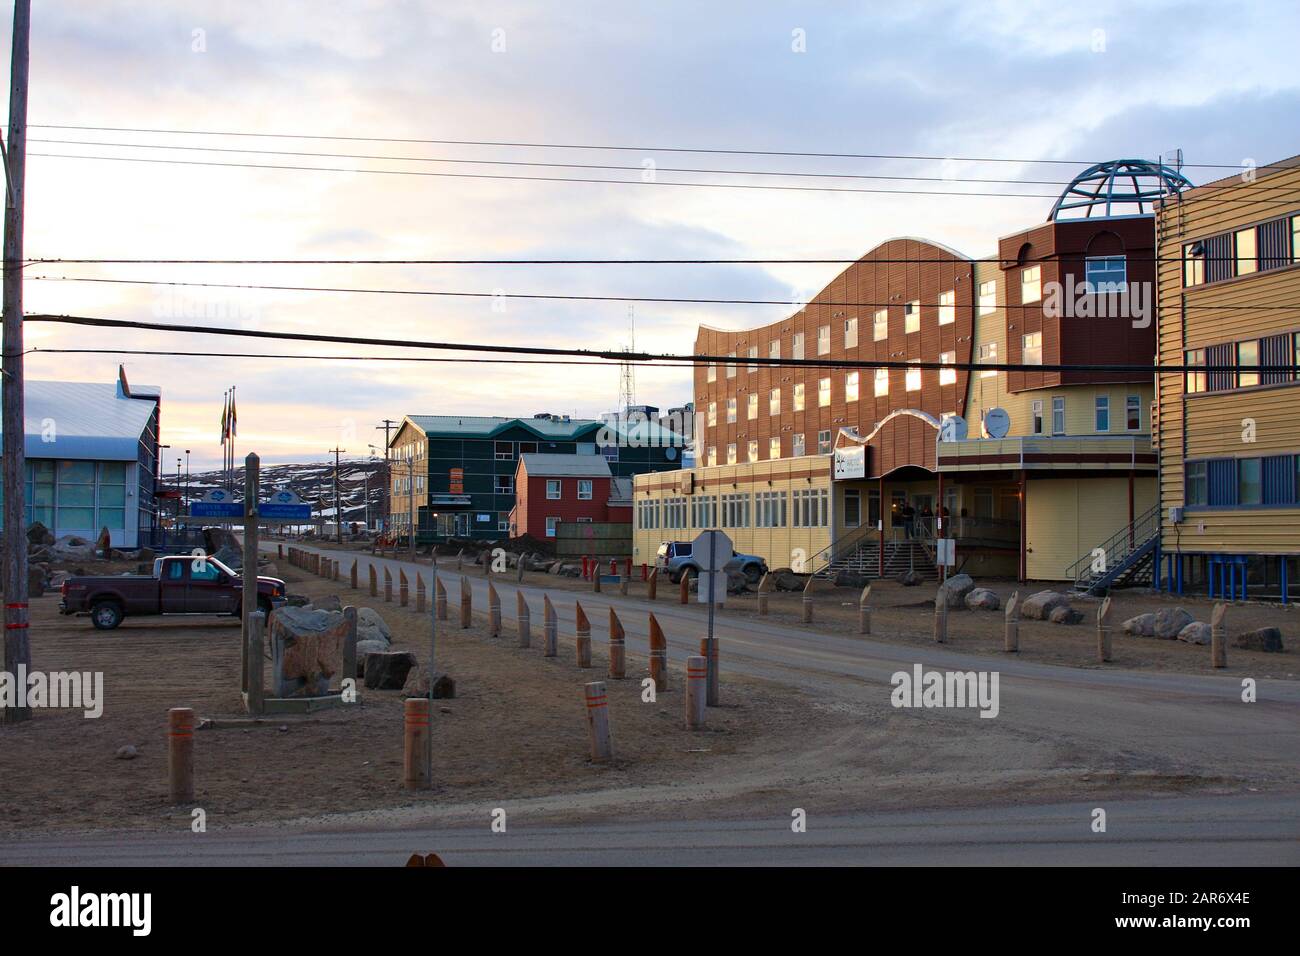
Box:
618 304 637 415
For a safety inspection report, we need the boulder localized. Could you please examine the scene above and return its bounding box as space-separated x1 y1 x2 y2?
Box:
284 593 311 607
689 570 749 595
1177 621 1212 645
938 573 976 608
364 651 418 690
202 527 242 563
549 561 565 575
1049 605 1084 625
965 587 1000 611
356 607 392 645
26 521 54 547
1231 627 1284 653
114 745 139 760
51 535 96 561
354 640 390 676
770 569 806 591
268 605 348 698
1021 590 1071 621
307 593 341 612
558 564 583 578
48 569 71 588
402 667 456 699
832 569 869 589
1122 613 1156 637
896 569 922 587
1153 607 1194 640
27 566 45 597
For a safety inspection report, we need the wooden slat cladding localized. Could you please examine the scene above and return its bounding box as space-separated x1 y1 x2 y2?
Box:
999 217 1157 394
693 238 974 479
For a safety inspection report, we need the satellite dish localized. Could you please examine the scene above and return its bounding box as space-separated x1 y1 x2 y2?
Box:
983 407 1011 439
939 415 968 442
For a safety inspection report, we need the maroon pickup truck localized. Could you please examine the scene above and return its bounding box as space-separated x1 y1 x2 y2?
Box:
59 554 288 630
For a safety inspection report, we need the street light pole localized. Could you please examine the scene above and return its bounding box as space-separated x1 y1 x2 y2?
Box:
328 447 345 544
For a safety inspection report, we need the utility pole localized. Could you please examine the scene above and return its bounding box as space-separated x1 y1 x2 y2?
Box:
2 0 32 724
376 419 396 534
328 447 345 543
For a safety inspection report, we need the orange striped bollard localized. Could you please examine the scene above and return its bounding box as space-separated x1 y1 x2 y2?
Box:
583 681 613 763
399 569 409 607
543 594 558 657
647 566 658 600
168 707 195 803
575 601 592 667
368 564 378 598
685 656 707 729
516 591 531 648
435 576 448 621
648 613 668 692
403 697 432 789
608 607 625 679
384 567 393 603
488 580 501 637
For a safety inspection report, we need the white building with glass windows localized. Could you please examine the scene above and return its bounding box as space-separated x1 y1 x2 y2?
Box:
0 374 162 549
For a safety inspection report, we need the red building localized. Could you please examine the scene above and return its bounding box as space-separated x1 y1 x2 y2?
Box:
510 454 632 539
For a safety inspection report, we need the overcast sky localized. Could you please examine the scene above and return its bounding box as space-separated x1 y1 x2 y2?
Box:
9 0 1299 469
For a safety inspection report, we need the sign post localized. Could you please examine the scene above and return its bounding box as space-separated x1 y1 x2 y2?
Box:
692 529 732 706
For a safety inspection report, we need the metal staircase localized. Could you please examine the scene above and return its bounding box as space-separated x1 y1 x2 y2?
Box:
1067 504 1160 595
813 536 938 581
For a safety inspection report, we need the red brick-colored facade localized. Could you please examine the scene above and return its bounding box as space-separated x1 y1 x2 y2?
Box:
511 459 629 539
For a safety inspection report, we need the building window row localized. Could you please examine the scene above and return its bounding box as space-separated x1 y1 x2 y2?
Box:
1185 331 1300 394
1184 212 1299 287
1185 454 1300 508
638 490 828 532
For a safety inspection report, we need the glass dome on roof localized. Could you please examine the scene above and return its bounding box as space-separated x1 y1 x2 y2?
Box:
1047 159 1194 221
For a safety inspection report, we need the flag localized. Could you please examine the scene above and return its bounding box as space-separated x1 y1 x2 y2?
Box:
230 391 237 438
220 392 229 444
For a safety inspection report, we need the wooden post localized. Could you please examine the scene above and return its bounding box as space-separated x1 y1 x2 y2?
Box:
608 608 625 679
933 586 948 644
435 576 448 621
593 564 602 593
1004 590 1020 653
1097 596 1114 663
368 564 378 598
456 549 464 572
1211 602 1228 668
757 572 771 616
619 575 629 597
459 576 472 629
399 569 409 607
685 655 707 729
516 591 531 648
575 601 592 667
647 567 658 600
384 567 393 603
801 576 814 623
332 560 340 583
342 606 357 685
415 574 426 613
350 560 358 589
583 681 613 763
167 707 195 803
277 543 284 559
516 559 524 584
543 594 558 658
403 697 432 789
245 610 265 714
859 583 872 634
648 612 668 692
240 454 260 698
679 573 689 605
698 637 719 705
487 580 501 637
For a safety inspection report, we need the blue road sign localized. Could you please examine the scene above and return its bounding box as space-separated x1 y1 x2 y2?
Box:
260 503 312 521
190 501 243 519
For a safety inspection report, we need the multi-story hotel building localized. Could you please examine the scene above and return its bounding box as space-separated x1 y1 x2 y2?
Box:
1155 155 1300 602
634 160 1192 583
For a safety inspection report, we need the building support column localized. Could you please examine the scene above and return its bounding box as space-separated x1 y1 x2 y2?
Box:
1127 470 1135 550
877 475 885 577
1018 469 1027 584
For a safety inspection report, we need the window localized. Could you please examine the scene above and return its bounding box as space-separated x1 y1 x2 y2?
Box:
978 280 996 316
1051 397 1065 435
546 479 562 499
1294 216 1300 263
845 371 859 402
844 317 858 348
494 441 514 460
747 440 759 463
495 474 514 494
792 433 806 457
873 308 888 341
1031 399 1043 435
1023 331 1043 365
707 401 717 427
577 479 592 500
770 388 781 416
707 446 717 467
939 351 956 386
1126 396 1141 431
793 382 805 412
499 514 511 532
1236 228 1257 276
1183 242 1205 287
726 352 737 378
707 363 717 383
1186 461 1208 506
792 488 828 527
792 332 804 360
755 491 787 528
1084 256 1126 293
817 324 831 355
874 367 889 397
1095 396 1110 432
601 444 619 463
722 493 750 528
904 300 920 334
817 430 831 455
692 495 717 528
818 376 831 407
1021 265 1041 304
748 345 759 371
1185 349 1207 394
905 362 921 392
843 489 861 528
726 397 737 423
1238 340 1260 388
545 516 560 538
518 441 537 455
55 461 95 529
769 436 781 459
726 443 737 465
978 342 997 378
1238 457 1262 505
576 516 593 524
747 393 759 420
938 290 955 325
769 340 780 361
97 462 126 530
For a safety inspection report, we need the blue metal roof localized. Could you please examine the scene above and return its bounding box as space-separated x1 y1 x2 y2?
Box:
1 380 159 460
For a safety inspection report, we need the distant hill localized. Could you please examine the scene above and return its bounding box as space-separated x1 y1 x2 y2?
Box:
181 459 386 524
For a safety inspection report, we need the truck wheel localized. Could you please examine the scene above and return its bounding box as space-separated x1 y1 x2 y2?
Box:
90 601 123 630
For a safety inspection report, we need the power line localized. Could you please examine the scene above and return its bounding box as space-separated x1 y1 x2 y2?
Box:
22 313 1283 375
26 347 704 368
18 123 1248 169
29 273 1300 311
